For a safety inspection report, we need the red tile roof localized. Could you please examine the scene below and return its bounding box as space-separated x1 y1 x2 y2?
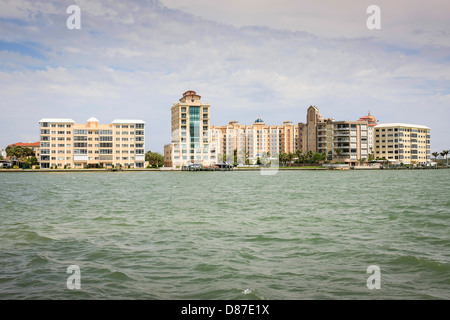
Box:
9 142 40 148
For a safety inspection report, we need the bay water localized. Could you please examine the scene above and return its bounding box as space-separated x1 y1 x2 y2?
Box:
0 170 449 299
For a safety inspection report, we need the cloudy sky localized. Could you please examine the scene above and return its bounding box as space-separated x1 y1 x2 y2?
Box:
0 0 449 153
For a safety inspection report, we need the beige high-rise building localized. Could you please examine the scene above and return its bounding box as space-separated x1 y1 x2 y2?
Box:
358 113 379 157
374 123 431 164
298 106 369 164
164 91 300 167
38 117 146 169
165 91 212 168
210 118 298 165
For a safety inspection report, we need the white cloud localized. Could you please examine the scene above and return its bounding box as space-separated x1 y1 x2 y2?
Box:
0 0 449 153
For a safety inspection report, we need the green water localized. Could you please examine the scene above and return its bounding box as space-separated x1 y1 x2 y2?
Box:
0 170 449 299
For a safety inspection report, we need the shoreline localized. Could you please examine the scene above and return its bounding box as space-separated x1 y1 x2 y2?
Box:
0 167 446 173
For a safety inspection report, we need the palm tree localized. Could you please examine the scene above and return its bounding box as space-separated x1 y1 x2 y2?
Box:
278 153 284 166
335 148 343 162
442 150 449 166
295 149 302 163
306 150 313 163
432 152 439 162
279 153 289 166
369 147 374 161
287 152 295 167
440 151 446 166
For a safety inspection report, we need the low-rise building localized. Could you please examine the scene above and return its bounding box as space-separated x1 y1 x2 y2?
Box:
8 142 40 158
38 117 146 169
374 123 431 164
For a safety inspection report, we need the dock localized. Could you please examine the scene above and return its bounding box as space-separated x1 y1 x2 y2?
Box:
182 163 234 171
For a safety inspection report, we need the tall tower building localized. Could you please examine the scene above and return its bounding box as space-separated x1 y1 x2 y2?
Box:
358 112 379 157
165 91 212 167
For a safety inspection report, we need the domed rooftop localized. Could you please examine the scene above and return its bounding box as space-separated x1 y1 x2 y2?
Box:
360 115 376 122
359 111 377 124
254 116 265 124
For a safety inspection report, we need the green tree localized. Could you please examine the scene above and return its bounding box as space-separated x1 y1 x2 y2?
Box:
287 152 295 166
23 148 34 158
0 154 4 161
27 156 39 166
244 149 249 165
295 149 302 163
432 152 439 162
444 150 449 165
306 150 314 163
311 152 322 163
440 151 448 165
279 153 288 166
369 147 374 161
5 146 16 158
5 146 34 161
145 151 164 167
335 148 343 162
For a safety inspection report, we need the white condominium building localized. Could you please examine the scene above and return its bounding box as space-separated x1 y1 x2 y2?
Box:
38 117 146 169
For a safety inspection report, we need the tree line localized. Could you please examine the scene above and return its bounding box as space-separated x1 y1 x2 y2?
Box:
432 150 449 165
145 151 164 167
3 145 38 166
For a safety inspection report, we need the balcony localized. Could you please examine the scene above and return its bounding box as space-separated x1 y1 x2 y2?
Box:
335 131 350 136
74 155 88 161
334 138 350 142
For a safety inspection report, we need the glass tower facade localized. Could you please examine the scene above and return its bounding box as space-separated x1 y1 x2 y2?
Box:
189 106 200 151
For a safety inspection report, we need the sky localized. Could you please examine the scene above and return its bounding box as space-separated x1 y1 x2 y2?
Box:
0 0 449 154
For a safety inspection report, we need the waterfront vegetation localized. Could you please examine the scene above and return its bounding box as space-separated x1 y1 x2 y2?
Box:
277 150 327 166
433 149 449 166
3 145 38 169
145 150 164 168
1 146 449 170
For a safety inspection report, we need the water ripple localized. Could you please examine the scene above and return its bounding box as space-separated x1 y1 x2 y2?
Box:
0 170 449 299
